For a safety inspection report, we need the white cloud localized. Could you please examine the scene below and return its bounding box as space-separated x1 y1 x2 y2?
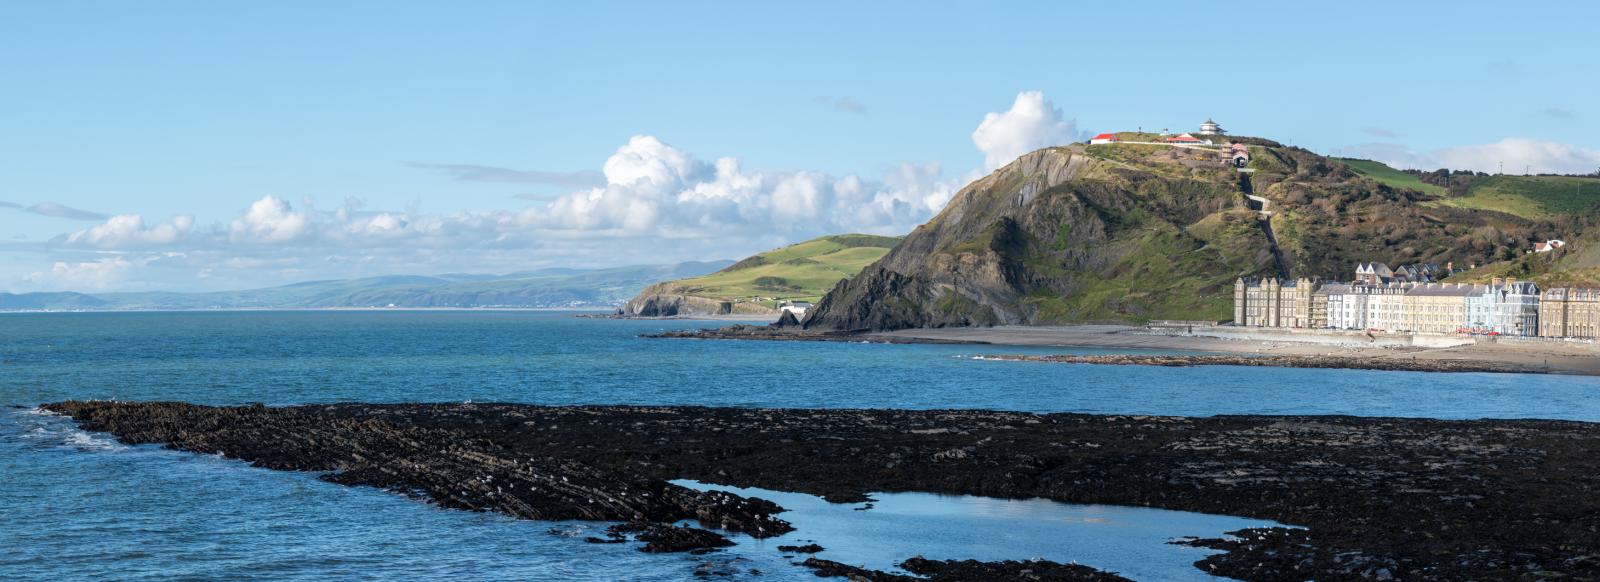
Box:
64 214 194 249
25 257 136 291
972 91 1080 171
229 196 314 244
527 135 961 238
19 92 1087 291
1344 137 1600 175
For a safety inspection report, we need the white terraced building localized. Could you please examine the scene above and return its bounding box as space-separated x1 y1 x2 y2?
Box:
1325 283 1414 331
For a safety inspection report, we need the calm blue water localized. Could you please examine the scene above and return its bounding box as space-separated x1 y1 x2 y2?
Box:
3 311 1596 417
3 311 1597 581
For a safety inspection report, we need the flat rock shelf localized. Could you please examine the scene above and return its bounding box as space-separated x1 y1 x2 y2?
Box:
41 401 1600 580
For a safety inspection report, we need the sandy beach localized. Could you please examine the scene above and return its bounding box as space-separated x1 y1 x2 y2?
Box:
872 325 1600 376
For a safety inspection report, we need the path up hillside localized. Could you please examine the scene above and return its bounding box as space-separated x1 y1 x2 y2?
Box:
803 139 1573 331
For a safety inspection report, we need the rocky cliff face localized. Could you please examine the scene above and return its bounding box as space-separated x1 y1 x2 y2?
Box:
802 140 1557 332
621 285 775 317
802 145 1267 331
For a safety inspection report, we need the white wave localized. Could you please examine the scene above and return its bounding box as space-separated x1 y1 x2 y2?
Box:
7 407 127 451
62 430 127 451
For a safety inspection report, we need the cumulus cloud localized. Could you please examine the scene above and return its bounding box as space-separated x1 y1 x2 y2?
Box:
972 91 1080 170
404 162 604 188
229 196 315 244
1345 138 1600 174
529 136 958 237
22 133 967 293
64 214 194 249
19 92 1089 291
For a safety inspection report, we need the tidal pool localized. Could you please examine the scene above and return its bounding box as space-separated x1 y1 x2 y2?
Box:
678 480 1294 581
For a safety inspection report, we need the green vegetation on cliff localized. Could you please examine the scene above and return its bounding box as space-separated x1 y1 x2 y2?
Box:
1335 158 1446 195
1432 175 1600 219
802 140 1597 331
635 234 898 306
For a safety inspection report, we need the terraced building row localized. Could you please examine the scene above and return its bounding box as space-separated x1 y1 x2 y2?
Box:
1234 276 1600 338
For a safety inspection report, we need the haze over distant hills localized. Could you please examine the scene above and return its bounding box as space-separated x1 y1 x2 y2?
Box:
0 261 732 311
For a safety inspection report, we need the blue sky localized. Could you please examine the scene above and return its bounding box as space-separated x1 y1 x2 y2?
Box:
3 1 1598 292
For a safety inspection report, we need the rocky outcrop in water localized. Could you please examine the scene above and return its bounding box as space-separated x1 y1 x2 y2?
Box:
617 291 742 318
43 401 1600 580
42 401 793 544
644 324 976 344
802 556 1132 581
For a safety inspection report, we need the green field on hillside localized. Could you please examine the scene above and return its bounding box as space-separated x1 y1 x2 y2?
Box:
1432 175 1600 219
661 234 898 303
1335 158 1447 195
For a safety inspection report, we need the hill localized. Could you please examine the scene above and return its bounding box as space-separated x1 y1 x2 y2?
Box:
800 139 1582 331
621 234 898 317
1429 174 1600 219
0 261 730 311
1446 228 1600 287
1333 158 1447 195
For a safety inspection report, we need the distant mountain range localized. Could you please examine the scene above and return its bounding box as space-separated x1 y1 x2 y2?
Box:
0 261 733 311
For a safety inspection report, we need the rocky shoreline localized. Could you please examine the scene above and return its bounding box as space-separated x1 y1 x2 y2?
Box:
978 353 1546 374
643 324 984 344
41 401 1600 580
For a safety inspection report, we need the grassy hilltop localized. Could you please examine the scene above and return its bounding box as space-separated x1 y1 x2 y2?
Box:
799 140 1600 331
673 234 900 304
1334 158 1447 195
620 234 898 316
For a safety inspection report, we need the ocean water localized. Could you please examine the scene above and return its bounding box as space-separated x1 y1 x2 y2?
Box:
3 311 1597 581
3 311 1597 417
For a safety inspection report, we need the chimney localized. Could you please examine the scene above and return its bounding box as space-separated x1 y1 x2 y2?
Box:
1447 261 1454 272
1507 277 1517 287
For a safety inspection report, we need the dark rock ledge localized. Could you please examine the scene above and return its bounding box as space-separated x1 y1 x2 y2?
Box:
41 401 1600 580
644 324 980 344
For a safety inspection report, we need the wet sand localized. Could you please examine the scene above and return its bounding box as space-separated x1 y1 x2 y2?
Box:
873 326 1600 376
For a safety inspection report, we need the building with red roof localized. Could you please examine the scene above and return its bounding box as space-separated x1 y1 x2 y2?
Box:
1089 133 1119 145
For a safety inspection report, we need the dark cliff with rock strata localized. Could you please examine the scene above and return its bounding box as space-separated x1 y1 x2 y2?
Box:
801 139 1576 331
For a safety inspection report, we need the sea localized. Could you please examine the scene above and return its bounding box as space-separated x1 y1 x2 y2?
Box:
3 310 1597 581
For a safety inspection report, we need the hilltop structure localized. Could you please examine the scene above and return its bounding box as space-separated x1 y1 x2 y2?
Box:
798 136 1587 334
1198 118 1225 135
